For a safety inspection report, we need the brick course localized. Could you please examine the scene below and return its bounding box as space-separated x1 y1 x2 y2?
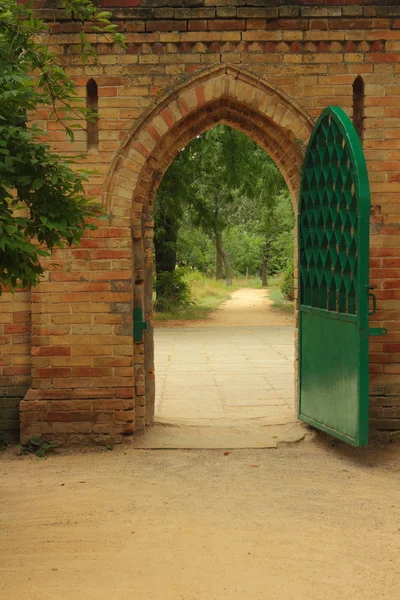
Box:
4 0 399 443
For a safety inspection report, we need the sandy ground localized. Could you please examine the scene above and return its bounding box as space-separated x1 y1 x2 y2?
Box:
1 439 400 600
156 287 294 328
3 288 396 599
207 287 293 327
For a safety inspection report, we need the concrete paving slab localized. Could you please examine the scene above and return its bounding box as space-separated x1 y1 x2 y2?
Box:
155 325 295 426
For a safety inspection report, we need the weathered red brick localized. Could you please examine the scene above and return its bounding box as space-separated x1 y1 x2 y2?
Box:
6 4 399 445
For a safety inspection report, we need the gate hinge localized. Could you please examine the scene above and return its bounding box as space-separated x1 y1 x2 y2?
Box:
361 327 387 337
133 307 148 343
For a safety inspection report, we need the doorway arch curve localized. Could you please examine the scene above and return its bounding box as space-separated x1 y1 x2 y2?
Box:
104 65 313 217
103 65 314 430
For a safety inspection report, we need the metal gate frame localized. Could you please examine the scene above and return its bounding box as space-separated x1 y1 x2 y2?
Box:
298 106 386 447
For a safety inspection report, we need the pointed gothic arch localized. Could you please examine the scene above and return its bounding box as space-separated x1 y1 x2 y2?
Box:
103 65 314 224
99 66 313 430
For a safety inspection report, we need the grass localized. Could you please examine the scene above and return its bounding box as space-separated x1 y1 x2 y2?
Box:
266 275 294 314
154 271 294 321
155 274 242 321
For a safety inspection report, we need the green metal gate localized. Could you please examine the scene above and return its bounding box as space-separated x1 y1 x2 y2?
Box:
298 106 386 447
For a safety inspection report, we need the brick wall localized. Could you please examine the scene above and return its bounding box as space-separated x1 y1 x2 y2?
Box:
0 287 31 441
11 0 400 443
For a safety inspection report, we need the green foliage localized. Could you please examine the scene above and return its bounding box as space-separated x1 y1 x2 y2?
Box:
154 125 294 284
61 1 125 54
0 1 124 293
155 269 193 312
266 274 294 313
182 125 286 239
176 227 215 273
154 146 194 275
154 146 192 229
269 230 293 275
223 227 265 276
155 270 239 321
281 262 295 301
18 437 59 458
264 191 295 275
175 188 294 279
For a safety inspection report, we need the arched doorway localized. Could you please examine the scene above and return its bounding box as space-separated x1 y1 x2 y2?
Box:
104 65 314 431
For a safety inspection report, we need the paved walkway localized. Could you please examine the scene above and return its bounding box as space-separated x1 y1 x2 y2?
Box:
155 325 295 426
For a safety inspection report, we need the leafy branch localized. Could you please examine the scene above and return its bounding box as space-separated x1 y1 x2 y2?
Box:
0 0 125 292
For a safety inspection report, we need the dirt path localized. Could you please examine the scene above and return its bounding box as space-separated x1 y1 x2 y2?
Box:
158 287 294 328
1 440 400 600
208 287 293 327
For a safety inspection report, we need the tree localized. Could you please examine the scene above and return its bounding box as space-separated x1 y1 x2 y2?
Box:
221 137 291 286
154 146 192 273
155 127 238 287
266 191 294 276
184 126 259 285
154 124 292 298
187 126 293 286
153 147 194 308
222 227 265 276
0 0 123 293
255 191 294 286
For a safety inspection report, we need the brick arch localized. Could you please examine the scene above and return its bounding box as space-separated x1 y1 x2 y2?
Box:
100 66 314 430
136 100 302 216
104 65 314 223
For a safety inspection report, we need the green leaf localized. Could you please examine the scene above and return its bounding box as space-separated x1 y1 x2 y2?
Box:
95 11 112 19
28 437 42 446
32 178 44 190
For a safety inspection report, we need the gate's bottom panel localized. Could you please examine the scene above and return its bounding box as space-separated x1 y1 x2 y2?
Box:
299 310 363 446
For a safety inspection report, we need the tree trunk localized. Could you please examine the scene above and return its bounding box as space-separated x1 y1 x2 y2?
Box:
261 257 268 287
154 211 178 273
154 209 179 307
216 232 224 280
216 230 233 286
223 255 233 287
261 238 271 287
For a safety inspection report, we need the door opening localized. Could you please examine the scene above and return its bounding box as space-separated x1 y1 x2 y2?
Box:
151 125 297 430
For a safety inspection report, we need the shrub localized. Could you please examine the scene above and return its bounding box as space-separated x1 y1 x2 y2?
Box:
281 262 294 301
155 269 192 312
